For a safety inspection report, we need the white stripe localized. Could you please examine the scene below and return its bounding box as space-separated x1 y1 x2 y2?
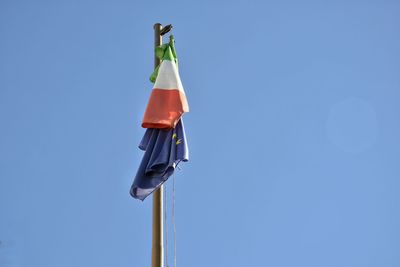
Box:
153 60 185 92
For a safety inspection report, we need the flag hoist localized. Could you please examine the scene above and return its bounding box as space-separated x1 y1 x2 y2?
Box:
129 23 189 267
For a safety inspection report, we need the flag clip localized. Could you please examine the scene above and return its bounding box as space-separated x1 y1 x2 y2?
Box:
160 24 173 36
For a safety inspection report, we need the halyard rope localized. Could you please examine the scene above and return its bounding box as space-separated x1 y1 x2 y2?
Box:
172 172 177 267
164 171 178 267
164 183 169 267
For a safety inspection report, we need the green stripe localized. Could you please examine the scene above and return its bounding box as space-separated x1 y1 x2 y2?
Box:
150 35 179 83
162 45 175 61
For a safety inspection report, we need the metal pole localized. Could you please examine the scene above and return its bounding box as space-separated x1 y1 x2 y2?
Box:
151 23 164 267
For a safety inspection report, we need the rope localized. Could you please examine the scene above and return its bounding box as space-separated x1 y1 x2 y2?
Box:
164 183 169 267
164 171 178 267
172 172 177 267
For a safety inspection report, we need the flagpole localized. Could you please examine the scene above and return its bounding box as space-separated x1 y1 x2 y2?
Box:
152 22 164 267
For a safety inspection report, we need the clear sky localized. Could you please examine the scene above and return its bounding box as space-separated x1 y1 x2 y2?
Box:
1 0 400 266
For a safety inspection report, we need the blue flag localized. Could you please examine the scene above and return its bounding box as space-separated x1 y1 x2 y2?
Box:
130 119 189 200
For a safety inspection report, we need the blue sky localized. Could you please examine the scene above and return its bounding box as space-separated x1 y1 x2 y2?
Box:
1 0 400 266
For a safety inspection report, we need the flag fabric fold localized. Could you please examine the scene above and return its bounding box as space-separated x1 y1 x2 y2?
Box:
142 36 189 129
130 119 188 200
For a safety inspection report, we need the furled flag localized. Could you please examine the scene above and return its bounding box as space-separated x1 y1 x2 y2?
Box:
142 35 189 129
130 35 189 201
130 119 189 200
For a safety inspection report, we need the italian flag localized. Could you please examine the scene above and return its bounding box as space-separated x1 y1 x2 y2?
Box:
142 37 189 129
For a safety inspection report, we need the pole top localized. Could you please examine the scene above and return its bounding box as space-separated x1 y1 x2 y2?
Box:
153 23 173 35
160 24 173 36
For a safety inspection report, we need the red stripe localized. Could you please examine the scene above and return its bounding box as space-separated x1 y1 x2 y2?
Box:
142 88 189 129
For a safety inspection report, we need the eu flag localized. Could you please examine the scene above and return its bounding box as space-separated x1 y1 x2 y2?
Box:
130 119 188 200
